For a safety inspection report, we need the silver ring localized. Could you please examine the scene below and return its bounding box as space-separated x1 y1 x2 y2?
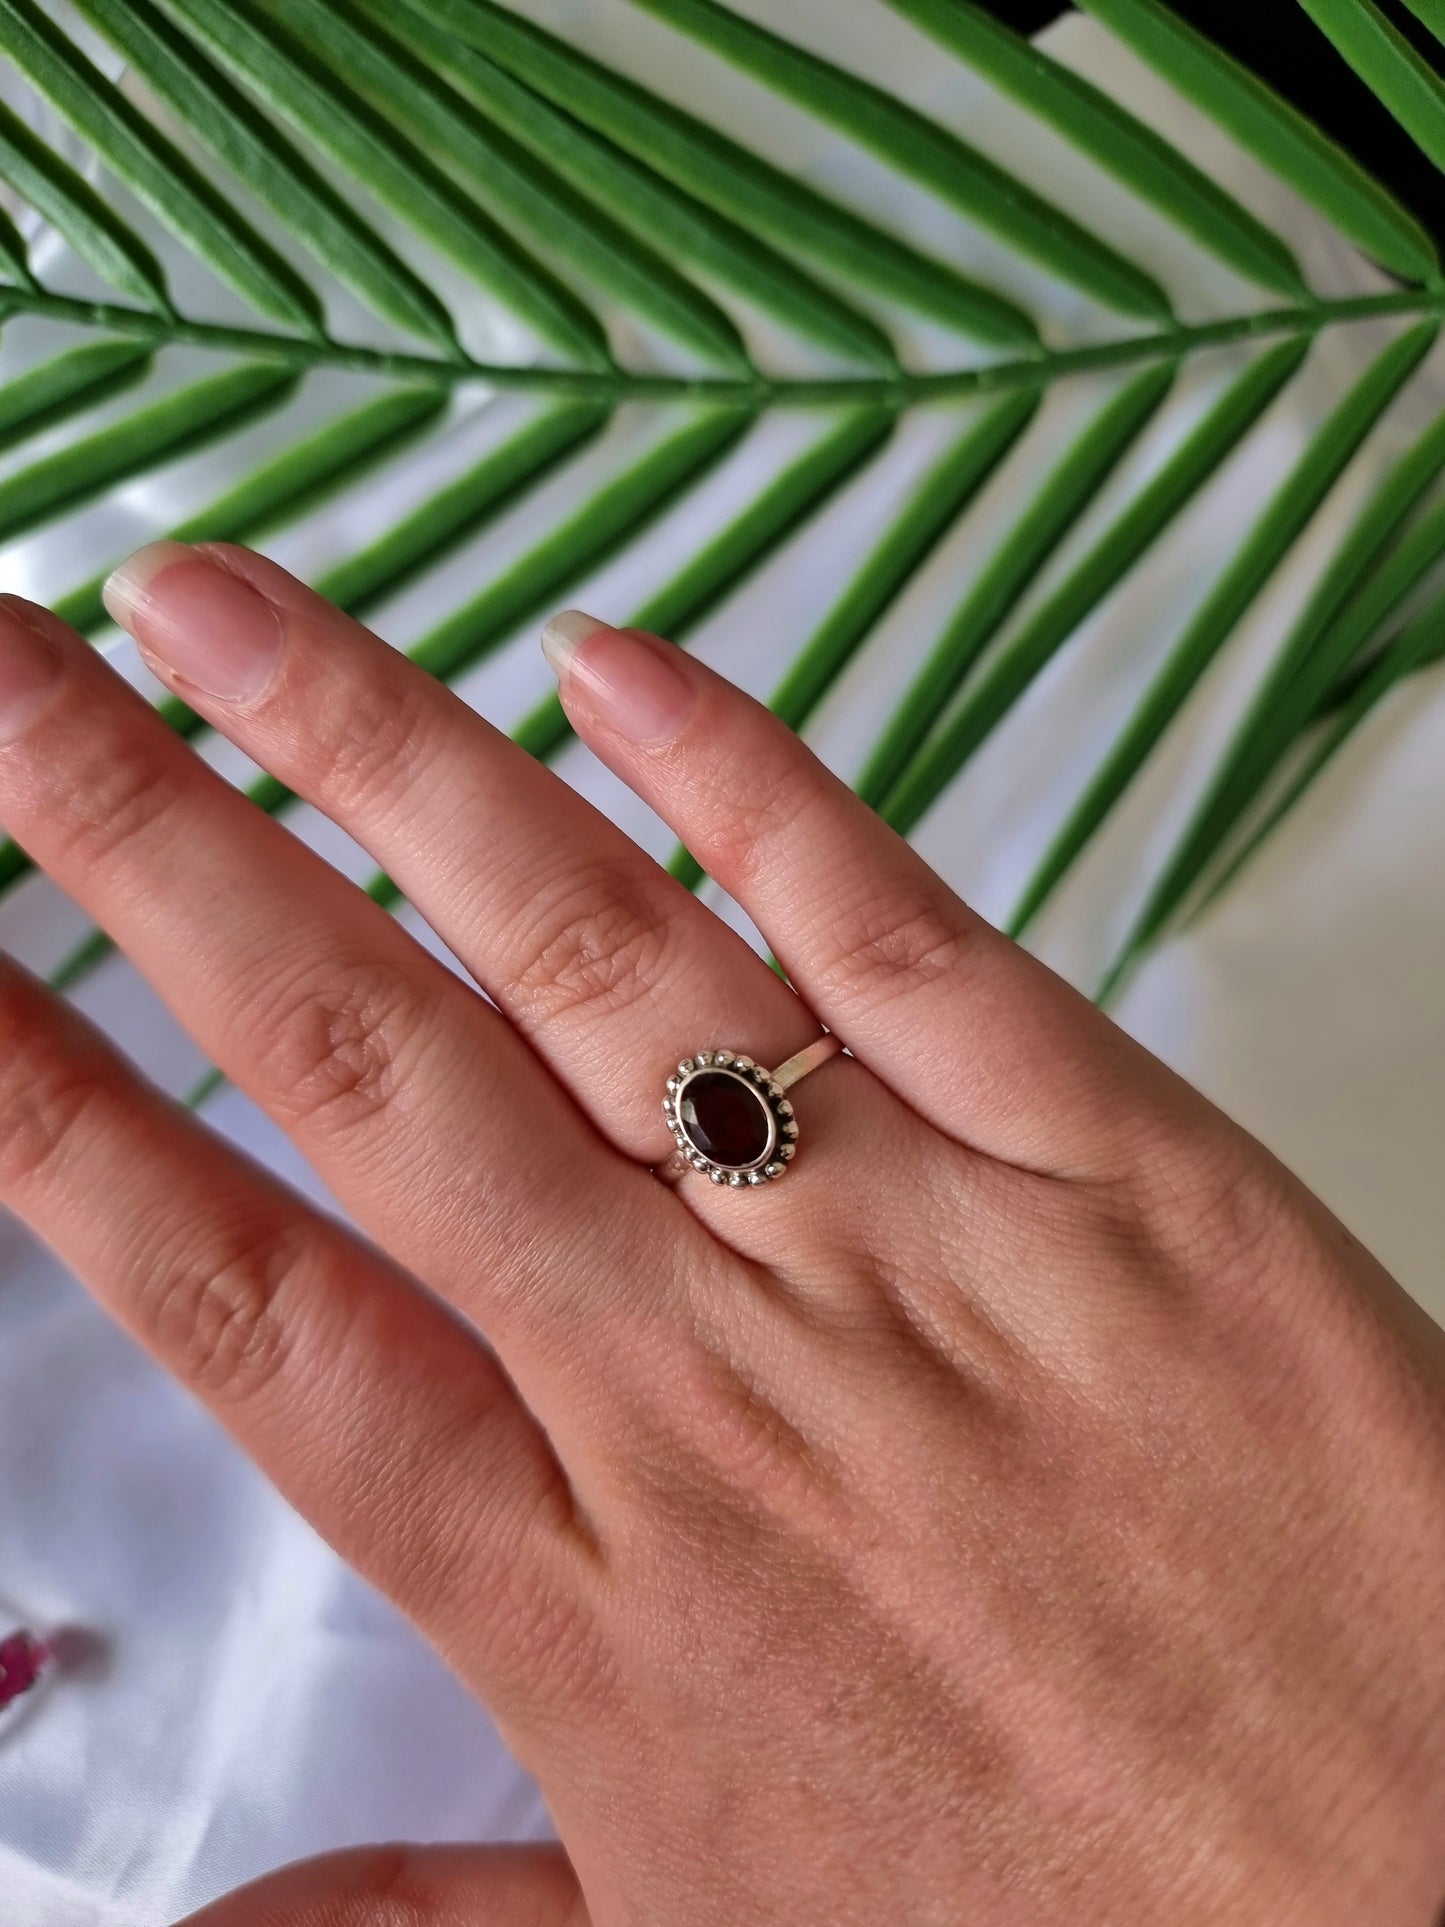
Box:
656 1035 844 1186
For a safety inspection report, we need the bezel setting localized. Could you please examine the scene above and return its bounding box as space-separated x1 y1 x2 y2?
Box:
662 1050 798 1185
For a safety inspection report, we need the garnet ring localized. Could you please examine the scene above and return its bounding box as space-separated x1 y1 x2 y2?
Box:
658 1034 844 1186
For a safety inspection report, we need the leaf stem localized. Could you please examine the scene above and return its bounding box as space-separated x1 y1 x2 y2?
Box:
1 282 1441 402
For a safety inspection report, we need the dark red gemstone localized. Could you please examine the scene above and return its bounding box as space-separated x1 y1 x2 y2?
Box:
679 1070 773 1169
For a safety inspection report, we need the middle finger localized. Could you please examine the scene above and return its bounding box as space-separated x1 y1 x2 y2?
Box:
102 543 838 1164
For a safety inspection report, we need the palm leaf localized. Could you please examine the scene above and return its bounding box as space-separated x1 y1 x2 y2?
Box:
629 0 1172 318
883 0 1309 297
1297 0 1445 172
1401 0 1445 48
0 336 152 450
70 0 462 353
1096 411 1445 995
1078 0 1441 280
364 0 898 371
1191 587 1445 918
0 0 322 331
872 336 1310 825
393 0 1039 348
0 0 1440 1044
0 92 172 309
1004 318 1438 938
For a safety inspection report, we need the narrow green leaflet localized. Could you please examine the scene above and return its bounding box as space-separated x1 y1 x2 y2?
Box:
1318 607 1445 711
875 340 1309 828
290 0 749 373
884 0 1307 298
52 386 449 637
663 390 1039 889
1297 0 1445 174
0 200 33 290
1400 0 1445 49
1102 485 1445 974
1079 0 1441 283
1096 407 1445 991
1337 623 1445 713
0 96 171 311
515 405 896 767
363 0 895 372
409 408 754 682
633 413 893 637
0 359 298 546
630 0 1170 318
0 338 152 453
396 0 1041 349
0 0 322 334
772 392 1042 736
157 0 612 370
71 0 461 355
1195 589 1445 919
1005 318 1439 938
314 403 612 623
869 359 1182 817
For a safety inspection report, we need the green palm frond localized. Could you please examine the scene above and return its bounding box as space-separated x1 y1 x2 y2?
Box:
1 0 1443 1043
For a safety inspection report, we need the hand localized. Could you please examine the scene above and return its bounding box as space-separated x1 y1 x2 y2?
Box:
0 546 1441 1927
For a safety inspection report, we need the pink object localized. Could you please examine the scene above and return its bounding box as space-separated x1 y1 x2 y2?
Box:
0 1629 48 1707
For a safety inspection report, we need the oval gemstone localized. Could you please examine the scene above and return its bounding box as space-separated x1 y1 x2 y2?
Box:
678 1069 774 1170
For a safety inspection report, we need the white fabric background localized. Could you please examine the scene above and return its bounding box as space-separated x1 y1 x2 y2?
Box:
1 5 1442 1921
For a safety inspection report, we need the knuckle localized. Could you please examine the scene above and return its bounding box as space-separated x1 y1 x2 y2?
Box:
1127 1124 1291 1296
325 1844 429 1924
814 881 975 1008
457 1516 610 1719
0 1051 105 1192
254 958 437 1134
304 662 443 822
138 1214 302 1400
631 1328 840 1526
1174 1144 1289 1281
45 735 189 873
506 862 670 1027
701 736 816 888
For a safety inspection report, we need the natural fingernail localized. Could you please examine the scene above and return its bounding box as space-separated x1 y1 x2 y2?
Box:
103 541 283 705
541 608 694 742
0 597 62 746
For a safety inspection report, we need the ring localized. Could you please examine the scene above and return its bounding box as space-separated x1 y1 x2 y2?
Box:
657 1034 844 1186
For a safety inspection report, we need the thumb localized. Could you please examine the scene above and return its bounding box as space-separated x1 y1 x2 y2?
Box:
176 1841 588 1927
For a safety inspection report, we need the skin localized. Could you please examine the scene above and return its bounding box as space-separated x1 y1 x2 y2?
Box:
0 544 1441 1926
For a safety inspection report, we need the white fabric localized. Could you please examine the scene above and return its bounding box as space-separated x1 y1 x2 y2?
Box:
2 6 1443 1922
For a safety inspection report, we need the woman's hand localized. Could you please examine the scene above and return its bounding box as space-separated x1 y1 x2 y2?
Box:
0 545 1442 1927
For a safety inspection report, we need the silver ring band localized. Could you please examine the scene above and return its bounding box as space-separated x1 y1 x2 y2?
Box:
656 1034 844 1187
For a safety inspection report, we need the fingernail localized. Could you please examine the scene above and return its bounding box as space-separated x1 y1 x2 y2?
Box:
541 609 694 742
0 597 62 746
103 541 283 705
